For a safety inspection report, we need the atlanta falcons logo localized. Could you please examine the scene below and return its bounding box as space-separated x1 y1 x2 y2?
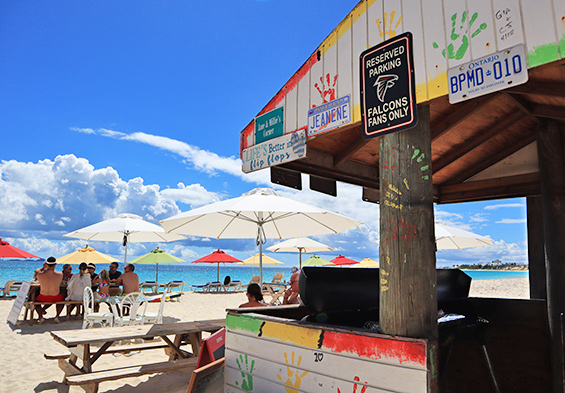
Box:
373 74 398 102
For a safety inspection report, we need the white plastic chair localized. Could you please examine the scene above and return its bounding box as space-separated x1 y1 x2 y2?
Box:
82 287 113 329
110 292 147 327
142 289 168 324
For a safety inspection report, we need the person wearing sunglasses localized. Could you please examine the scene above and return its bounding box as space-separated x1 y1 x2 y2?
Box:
283 272 300 305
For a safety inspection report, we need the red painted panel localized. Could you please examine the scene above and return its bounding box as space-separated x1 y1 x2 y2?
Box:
322 331 427 367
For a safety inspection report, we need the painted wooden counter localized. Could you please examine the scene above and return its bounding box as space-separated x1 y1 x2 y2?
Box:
224 311 433 393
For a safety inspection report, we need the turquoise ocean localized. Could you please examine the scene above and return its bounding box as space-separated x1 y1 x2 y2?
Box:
0 260 528 290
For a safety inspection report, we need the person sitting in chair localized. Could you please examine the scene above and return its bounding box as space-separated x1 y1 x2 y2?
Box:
65 262 91 318
116 263 140 294
283 272 300 305
239 283 266 308
35 257 65 324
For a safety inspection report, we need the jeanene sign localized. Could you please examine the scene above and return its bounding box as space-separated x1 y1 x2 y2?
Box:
360 32 418 139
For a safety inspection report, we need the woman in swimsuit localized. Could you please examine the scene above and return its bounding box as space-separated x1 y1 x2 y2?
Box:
94 269 111 298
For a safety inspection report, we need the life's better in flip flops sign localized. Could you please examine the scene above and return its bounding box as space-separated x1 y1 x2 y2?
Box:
360 32 418 139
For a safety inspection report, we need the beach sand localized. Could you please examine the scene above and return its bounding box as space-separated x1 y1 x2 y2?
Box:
0 278 529 392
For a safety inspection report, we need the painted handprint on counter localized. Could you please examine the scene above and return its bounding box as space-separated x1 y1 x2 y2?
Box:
337 376 369 393
433 11 487 60
235 354 255 391
276 351 309 393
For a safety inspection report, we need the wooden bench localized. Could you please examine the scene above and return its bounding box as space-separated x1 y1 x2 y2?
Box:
64 357 198 391
24 300 83 325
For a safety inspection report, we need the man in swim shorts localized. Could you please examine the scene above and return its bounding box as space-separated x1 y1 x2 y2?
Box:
35 257 65 324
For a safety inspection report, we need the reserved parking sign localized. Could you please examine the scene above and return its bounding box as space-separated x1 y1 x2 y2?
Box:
360 32 418 139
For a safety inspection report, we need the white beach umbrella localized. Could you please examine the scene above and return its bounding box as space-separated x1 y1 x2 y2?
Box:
267 237 333 268
64 213 185 263
435 222 493 250
160 188 364 283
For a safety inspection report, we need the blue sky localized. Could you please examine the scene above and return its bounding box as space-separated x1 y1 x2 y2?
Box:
0 0 528 267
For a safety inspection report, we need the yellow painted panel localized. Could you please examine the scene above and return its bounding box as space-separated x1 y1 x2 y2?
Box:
427 72 448 100
261 320 323 349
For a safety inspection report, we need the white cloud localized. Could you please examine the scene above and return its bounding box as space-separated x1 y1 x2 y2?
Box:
70 127 95 134
470 213 489 223
161 183 221 208
0 155 215 236
76 127 271 185
496 218 527 224
484 203 524 210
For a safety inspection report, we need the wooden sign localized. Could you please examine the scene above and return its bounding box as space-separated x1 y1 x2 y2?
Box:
187 358 224 393
361 32 418 139
7 281 30 325
197 327 225 368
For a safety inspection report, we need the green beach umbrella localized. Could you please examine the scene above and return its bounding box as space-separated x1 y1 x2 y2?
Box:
129 247 185 282
301 255 331 267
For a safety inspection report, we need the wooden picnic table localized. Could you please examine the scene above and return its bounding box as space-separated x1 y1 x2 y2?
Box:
48 318 225 393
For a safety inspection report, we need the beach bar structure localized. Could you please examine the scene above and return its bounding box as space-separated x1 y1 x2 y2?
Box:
229 0 565 392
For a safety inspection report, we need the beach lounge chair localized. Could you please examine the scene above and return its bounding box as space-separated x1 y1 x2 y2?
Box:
242 275 260 290
192 282 223 292
139 281 159 295
225 279 242 291
222 276 242 292
2 280 23 297
161 281 185 293
271 272 284 283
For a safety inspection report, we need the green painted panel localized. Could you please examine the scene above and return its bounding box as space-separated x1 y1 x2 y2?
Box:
528 43 560 67
226 313 264 336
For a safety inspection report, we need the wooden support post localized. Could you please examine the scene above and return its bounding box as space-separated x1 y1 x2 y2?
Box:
536 119 565 393
379 104 438 391
526 196 546 300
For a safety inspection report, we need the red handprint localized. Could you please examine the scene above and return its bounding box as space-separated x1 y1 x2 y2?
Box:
337 376 368 393
314 73 338 104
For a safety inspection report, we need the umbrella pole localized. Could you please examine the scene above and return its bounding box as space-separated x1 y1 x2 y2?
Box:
156 263 159 283
217 263 220 282
124 243 128 264
299 249 302 269
259 241 263 285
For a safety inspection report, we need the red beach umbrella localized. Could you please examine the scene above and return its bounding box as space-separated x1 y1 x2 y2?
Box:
0 239 39 259
192 249 242 282
327 255 359 266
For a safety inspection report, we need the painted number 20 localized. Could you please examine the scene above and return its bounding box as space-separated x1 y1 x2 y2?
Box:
314 352 324 362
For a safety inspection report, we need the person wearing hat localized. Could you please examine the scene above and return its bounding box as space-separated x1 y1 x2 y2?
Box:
87 263 99 291
65 262 92 318
35 256 65 324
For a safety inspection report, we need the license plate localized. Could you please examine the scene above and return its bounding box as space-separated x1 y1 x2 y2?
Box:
447 44 528 104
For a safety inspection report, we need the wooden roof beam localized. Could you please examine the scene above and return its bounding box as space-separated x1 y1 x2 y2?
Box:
508 81 565 99
333 134 369 167
442 132 537 185
437 173 540 203
432 111 526 173
531 104 565 122
281 148 380 190
503 93 543 125
431 94 500 142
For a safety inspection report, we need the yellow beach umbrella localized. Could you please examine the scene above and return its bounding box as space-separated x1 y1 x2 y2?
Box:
57 245 119 265
239 253 283 265
352 257 379 268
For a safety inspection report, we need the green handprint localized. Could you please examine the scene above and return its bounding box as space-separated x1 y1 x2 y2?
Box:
432 11 487 60
235 354 255 391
